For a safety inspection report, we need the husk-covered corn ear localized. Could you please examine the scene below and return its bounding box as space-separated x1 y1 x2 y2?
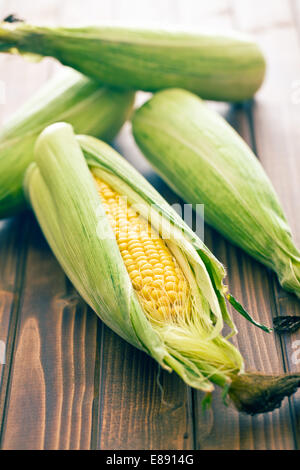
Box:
24 122 300 414
0 67 134 218
0 16 265 102
132 88 300 299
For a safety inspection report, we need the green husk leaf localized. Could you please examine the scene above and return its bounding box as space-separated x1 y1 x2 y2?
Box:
0 18 265 102
132 88 300 299
201 392 212 412
227 294 272 333
0 67 134 218
222 382 231 407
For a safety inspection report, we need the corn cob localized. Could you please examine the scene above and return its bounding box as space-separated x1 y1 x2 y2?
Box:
0 16 265 102
24 122 300 414
94 177 191 323
132 88 300 299
0 67 134 218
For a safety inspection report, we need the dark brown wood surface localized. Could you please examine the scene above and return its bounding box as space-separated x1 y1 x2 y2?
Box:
0 0 299 450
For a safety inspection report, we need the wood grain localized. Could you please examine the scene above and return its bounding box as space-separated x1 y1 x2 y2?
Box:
0 218 99 449
0 216 29 426
232 0 300 448
93 326 193 450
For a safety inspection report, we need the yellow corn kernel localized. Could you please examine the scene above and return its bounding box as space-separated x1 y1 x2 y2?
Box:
94 177 189 321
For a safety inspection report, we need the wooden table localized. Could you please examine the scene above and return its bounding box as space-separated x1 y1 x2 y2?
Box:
0 0 299 450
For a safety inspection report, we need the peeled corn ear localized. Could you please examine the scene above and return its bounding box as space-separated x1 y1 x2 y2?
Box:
25 122 242 393
24 123 300 414
0 18 265 102
0 68 134 218
132 88 300 299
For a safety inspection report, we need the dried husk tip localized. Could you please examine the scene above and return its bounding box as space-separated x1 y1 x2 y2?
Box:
228 372 300 415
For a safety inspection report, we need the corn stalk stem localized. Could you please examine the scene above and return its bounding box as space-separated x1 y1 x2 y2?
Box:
229 372 300 415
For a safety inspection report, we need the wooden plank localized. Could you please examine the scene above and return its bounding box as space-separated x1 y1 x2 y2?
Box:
195 228 295 450
171 0 296 449
1 218 99 450
0 216 29 422
232 0 300 447
0 0 99 450
0 0 194 450
0 0 49 441
94 326 193 450
0 0 68 448
91 0 196 451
